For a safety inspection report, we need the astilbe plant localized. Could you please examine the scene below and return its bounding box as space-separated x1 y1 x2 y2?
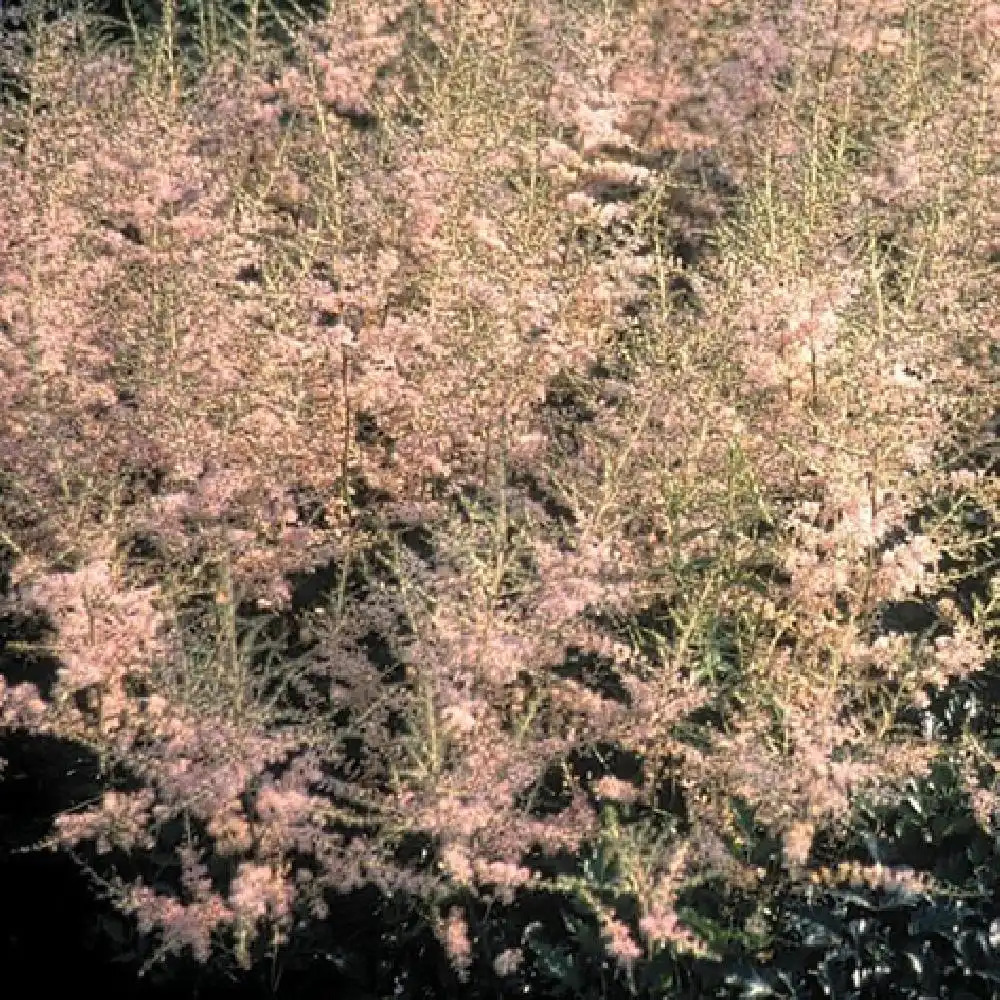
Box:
1 0 999 991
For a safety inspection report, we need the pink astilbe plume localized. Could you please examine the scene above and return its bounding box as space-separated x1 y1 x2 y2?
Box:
440 906 473 981
0 677 49 733
53 788 156 855
600 913 643 968
229 860 295 927
127 882 232 964
13 550 169 739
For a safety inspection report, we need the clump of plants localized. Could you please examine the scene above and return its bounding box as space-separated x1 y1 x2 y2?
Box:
1 0 998 996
